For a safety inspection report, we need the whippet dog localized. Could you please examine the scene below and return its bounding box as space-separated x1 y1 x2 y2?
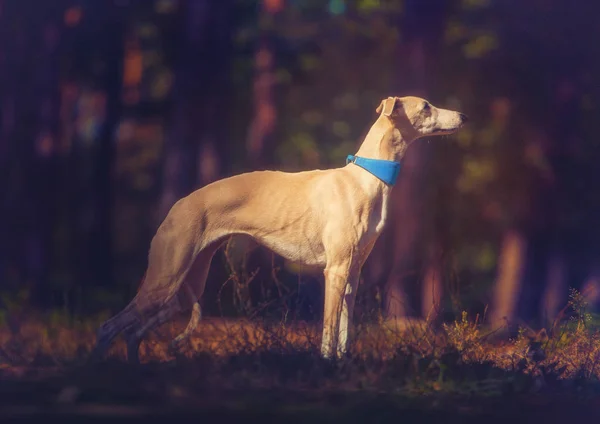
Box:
91 96 467 362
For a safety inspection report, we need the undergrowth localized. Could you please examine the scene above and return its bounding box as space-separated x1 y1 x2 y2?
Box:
0 289 599 403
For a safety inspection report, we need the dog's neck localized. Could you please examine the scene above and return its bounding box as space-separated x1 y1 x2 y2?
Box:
354 115 409 162
348 115 408 234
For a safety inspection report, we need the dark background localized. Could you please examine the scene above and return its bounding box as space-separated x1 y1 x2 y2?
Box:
1 0 600 330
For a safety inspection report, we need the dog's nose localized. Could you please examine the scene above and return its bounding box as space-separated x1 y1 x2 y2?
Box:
459 113 469 123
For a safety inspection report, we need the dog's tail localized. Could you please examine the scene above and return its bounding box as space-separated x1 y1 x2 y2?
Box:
136 271 147 294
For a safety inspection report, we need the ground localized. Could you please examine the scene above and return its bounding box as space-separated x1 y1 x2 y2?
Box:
1 312 599 422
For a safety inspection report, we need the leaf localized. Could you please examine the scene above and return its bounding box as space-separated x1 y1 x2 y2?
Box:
462 0 491 10
332 121 351 138
328 0 346 15
300 54 320 71
456 128 474 148
463 34 498 59
357 0 381 13
474 244 497 271
301 110 324 126
445 20 468 44
150 69 173 100
275 68 292 84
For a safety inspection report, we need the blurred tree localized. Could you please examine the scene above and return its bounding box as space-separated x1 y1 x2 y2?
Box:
2 0 600 324
223 0 409 318
58 1 126 302
0 1 67 303
112 0 179 292
158 0 234 219
376 0 453 322
245 0 281 166
432 0 600 328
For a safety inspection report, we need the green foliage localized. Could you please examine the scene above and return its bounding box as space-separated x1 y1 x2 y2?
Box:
231 0 404 169
443 311 485 361
568 288 593 331
4 0 600 321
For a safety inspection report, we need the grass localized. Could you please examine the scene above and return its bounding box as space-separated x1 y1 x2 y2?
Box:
0 292 600 421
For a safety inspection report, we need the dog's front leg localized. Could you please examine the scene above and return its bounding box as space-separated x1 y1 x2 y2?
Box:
321 255 359 359
337 273 360 358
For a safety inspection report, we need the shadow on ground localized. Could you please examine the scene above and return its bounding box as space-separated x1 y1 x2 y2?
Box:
1 355 599 423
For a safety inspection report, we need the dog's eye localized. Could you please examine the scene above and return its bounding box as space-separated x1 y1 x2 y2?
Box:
422 102 430 111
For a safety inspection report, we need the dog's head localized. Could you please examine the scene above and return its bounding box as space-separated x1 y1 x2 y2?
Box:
376 96 467 141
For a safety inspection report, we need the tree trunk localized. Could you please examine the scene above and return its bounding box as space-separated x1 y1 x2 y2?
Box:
159 0 233 221
0 1 64 300
381 0 450 320
91 3 125 290
422 243 443 321
581 266 600 312
540 252 567 326
31 5 64 302
244 0 281 166
381 151 422 318
488 229 527 330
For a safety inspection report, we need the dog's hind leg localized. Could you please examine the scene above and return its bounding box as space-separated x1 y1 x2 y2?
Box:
170 241 222 350
89 299 142 362
91 213 202 363
89 291 179 364
127 240 221 360
123 295 182 363
170 301 202 350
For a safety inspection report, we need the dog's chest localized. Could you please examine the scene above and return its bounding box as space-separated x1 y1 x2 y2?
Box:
353 196 389 263
368 192 389 237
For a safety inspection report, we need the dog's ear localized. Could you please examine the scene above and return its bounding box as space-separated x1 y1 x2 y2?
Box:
376 97 397 117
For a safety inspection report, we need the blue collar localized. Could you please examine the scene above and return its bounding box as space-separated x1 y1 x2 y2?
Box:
346 155 401 186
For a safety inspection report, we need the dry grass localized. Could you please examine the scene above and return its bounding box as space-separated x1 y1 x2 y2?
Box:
0 287 599 406
1 306 599 387
0 303 599 422
2 277 600 420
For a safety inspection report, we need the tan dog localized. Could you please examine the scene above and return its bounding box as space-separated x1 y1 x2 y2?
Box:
91 96 467 362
